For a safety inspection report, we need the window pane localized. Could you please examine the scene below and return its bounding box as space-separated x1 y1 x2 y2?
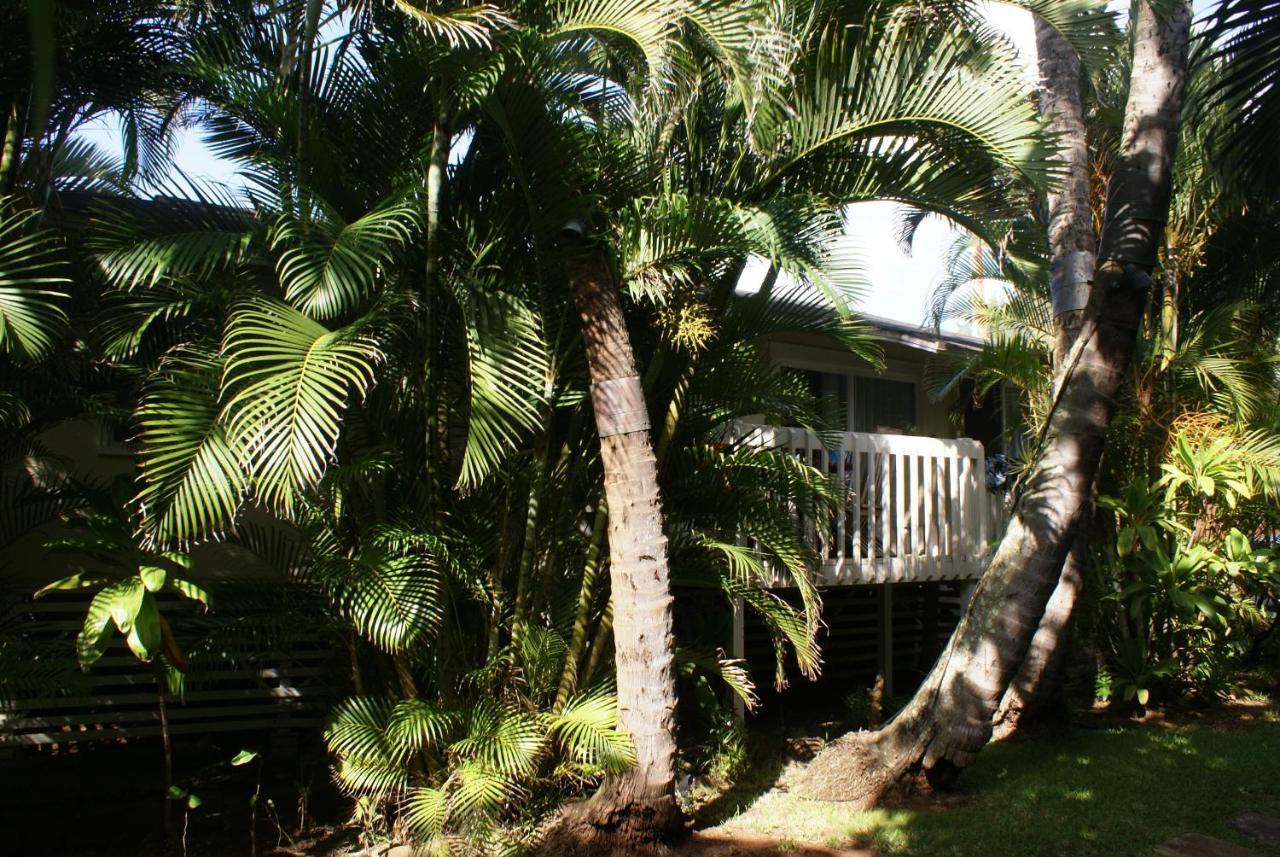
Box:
854 377 916 433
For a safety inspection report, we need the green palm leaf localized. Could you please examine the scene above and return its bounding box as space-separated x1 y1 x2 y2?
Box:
550 0 680 88
404 786 449 842
0 201 69 362
135 348 246 548
90 183 257 289
548 690 636 774
387 698 463 760
453 286 549 490
326 696 412 795
391 1 513 48
220 297 382 514
272 198 418 320
312 542 445 655
452 700 546 777
770 20 1053 191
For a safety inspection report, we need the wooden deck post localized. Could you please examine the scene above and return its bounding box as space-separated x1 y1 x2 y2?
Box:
877 584 894 699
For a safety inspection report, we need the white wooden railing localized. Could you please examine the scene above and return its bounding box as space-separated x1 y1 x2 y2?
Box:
739 424 1005 585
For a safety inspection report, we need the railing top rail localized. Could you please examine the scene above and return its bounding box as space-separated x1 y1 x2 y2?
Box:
732 421 985 457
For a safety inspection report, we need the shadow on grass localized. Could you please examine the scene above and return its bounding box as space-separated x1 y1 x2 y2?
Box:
695 720 1280 857
865 724 1280 857
689 730 791 828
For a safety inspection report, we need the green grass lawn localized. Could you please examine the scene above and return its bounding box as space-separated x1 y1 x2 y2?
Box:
703 712 1280 856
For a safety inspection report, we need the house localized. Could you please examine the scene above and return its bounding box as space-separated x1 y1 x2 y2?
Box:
731 311 1008 709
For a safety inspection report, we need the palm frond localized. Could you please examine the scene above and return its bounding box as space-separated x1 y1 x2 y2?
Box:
768 19 1054 191
135 347 246 547
326 696 412 795
272 197 418 320
1201 0 1280 189
0 201 70 362
453 286 549 490
548 690 635 774
220 297 382 514
1001 0 1121 76
390 1 514 48
387 698 463 761
550 0 681 89
452 700 546 777
311 538 445 654
90 181 257 289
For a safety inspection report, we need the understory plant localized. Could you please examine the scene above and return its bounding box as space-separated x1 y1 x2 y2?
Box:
1097 419 1280 704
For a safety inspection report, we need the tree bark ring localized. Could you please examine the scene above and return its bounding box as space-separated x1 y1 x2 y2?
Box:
591 377 651 436
1050 251 1095 316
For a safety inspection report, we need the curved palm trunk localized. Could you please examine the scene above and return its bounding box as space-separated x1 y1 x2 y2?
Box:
797 0 1193 804
557 238 681 845
991 530 1085 739
993 18 1099 737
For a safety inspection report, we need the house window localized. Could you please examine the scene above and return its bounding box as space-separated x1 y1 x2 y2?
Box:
798 369 848 430
853 376 916 433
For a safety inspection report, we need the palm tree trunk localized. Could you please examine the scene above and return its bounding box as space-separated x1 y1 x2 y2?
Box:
0 101 20 195
555 237 681 845
1036 18 1098 366
991 528 1085 739
796 0 1193 805
991 17 1099 737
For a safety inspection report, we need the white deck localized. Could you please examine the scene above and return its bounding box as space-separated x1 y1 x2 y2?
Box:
742 425 1005 585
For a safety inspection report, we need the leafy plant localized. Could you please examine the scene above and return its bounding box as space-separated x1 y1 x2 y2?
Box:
37 478 209 669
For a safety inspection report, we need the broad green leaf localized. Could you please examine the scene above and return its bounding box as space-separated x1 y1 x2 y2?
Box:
230 749 259 766
106 577 145 633
139 565 166 592
77 586 119 669
125 592 161 660
169 577 211 608
1117 527 1135 557
34 572 105 597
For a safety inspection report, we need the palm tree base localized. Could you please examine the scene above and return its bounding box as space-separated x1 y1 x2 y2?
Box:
539 780 684 856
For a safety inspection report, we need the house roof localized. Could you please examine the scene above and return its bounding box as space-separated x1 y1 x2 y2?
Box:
762 285 984 354
859 312 984 354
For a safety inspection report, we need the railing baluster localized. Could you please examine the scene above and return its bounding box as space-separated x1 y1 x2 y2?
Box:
879 441 892 585
836 436 848 583
738 425 990 587
850 434 862 582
